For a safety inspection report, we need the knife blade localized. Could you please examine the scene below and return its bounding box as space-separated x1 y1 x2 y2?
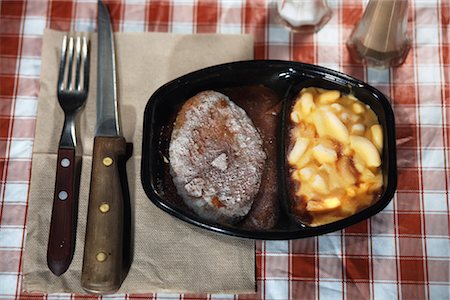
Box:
81 0 127 294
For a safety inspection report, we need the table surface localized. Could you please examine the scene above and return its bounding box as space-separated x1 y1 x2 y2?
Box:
1 0 449 299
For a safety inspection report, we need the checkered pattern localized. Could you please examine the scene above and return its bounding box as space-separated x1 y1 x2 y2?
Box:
0 0 448 299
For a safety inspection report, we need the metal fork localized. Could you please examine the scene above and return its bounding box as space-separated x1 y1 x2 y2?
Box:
47 33 90 276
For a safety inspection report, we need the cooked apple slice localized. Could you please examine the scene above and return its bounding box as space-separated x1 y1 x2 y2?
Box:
323 111 349 143
288 138 309 165
318 90 340 104
346 187 357 197
310 174 329 194
352 102 365 114
290 111 300 123
358 183 370 194
300 92 315 116
360 168 375 182
294 92 314 115
320 164 344 190
350 135 381 167
312 144 337 164
295 148 313 169
350 114 361 123
310 111 327 137
370 124 383 153
340 200 358 215
330 103 344 112
306 197 341 212
368 174 383 191
337 156 356 186
353 155 366 173
351 123 365 135
347 94 357 100
293 95 303 112
299 167 315 181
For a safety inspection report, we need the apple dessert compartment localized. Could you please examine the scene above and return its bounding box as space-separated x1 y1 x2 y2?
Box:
286 87 384 227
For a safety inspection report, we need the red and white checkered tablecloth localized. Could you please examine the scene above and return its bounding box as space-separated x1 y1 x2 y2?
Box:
1 0 449 299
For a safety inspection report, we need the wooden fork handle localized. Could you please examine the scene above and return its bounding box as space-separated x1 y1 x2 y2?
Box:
47 148 80 276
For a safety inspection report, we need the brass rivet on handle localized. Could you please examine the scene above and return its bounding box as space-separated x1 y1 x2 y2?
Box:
99 203 110 213
96 251 107 262
102 157 113 166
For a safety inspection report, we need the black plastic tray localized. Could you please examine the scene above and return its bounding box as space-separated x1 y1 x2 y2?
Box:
141 60 397 240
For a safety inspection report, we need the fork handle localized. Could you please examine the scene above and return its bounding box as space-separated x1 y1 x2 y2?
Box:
47 148 81 276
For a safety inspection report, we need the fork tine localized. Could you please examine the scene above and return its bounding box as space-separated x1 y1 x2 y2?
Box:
82 35 90 92
57 35 68 91
66 35 75 90
74 35 82 91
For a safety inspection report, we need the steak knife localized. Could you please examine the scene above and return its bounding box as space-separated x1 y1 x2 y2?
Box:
81 1 127 294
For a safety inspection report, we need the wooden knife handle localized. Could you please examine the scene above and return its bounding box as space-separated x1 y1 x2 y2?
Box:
48 148 80 276
81 136 127 294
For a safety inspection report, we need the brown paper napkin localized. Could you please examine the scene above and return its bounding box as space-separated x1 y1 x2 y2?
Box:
23 29 255 294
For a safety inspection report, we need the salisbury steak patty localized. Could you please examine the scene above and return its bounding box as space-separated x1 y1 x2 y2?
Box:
169 90 266 224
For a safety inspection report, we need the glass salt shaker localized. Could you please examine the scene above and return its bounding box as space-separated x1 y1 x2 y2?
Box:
347 0 410 68
276 0 332 33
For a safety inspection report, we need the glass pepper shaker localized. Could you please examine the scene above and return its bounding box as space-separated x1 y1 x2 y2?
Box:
347 0 410 68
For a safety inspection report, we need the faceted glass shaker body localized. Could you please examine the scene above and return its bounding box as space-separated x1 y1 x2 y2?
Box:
276 0 332 32
347 0 410 67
